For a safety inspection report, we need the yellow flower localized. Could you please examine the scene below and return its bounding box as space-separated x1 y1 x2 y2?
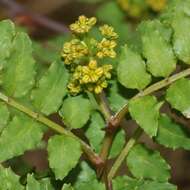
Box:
70 15 97 34
68 80 81 95
99 25 118 39
117 0 129 11
146 0 166 12
97 38 117 59
61 39 88 64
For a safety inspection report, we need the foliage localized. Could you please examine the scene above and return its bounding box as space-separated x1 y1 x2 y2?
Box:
0 0 190 189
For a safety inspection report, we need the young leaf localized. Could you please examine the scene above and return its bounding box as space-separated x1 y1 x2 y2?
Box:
0 115 44 162
117 46 151 90
62 184 74 190
59 96 92 129
0 102 10 132
0 20 15 62
74 162 104 190
2 32 36 98
26 174 54 190
109 129 125 158
129 96 162 137
86 111 105 153
47 135 82 180
31 61 69 115
166 78 190 118
0 166 24 190
139 20 176 77
107 81 127 112
156 114 190 150
127 144 170 182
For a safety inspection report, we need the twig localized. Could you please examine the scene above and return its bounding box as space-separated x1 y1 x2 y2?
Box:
0 92 103 167
0 0 70 33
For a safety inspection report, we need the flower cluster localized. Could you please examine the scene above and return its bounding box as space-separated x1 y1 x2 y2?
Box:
61 15 118 95
117 0 167 18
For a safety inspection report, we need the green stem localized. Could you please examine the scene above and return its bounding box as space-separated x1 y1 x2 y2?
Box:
108 128 142 180
0 92 103 166
112 68 190 127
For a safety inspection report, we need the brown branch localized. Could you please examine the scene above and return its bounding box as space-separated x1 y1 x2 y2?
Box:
0 0 70 33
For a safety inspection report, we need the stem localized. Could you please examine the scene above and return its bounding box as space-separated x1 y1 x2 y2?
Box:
112 68 190 127
0 92 103 167
108 128 142 180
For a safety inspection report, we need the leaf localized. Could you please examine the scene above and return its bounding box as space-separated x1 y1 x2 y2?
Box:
0 20 15 63
31 61 69 115
109 130 125 158
62 184 74 190
47 135 82 180
139 181 177 190
0 102 10 132
139 20 176 77
86 111 105 153
129 96 162 137
0 166 24 190
74 162 104 190
162 0 190 64
127 144 170 182
107 81 127 112
2 32 36 98
166 78 190 118
0 115 44 162
96 1 125 25
156 114 190 150
117 46 151 90
59 96 92 129
26 174 54 190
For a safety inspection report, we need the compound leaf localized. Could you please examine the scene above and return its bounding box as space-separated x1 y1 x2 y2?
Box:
139 20 176 77
129 96 162 137
2 32 36 98
0 166 24 190
117 46 151 90
127 144 170 182
59 96 92 129
47 135 82 180
31 61 69 115
156 114 190 150
0 115 44 162
166 78 190 118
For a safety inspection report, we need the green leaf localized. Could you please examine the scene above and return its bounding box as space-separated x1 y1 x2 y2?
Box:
59 96 92 129
0 115 44 162
166 78 190 118
0 102 10 132
139 20 176 77
109 130 125 158
62 184 74 190
26 174 54 190
96 1 125 25
86 111 105 153
107 81 127 112
139 181 177 190
0 166 24 190
47 135 82 180
129 96 162 137
31 61 69 115
74 162 104 190
117 46 151 90
162 0 190 64
156 114 190 150
2 32 36 98
127 144 170 182
0 20 15 65
113 176 177 190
